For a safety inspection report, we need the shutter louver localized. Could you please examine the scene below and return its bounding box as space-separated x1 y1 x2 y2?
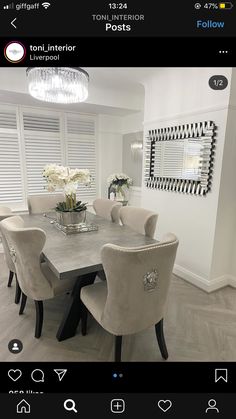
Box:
23 113 60 133
23 112 62 195
66 115 97 201
67 117 95 136
0 109 23 203
0 111 17 130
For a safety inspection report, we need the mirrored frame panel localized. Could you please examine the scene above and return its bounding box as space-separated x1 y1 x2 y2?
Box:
144 121 216 196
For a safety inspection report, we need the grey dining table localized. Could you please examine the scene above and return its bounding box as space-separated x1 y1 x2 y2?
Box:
22 211 157 341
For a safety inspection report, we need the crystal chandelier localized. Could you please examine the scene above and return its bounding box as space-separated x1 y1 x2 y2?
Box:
26 67 89 104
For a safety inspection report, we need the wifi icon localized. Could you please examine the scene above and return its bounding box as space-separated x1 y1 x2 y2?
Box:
42 2 51 9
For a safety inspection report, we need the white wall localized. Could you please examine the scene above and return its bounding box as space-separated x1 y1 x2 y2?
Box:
142 67 233 291
122 111 144 134
228 69 236 279
97 114 123 198
211 68 236 284
144 68 231 122
210 107 236 287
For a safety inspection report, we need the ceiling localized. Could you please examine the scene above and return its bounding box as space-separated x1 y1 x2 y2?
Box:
0 90 140 117
83 67 158 92
0 67 160 116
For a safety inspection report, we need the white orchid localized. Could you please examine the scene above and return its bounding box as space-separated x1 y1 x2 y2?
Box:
42 164 91 211
64 182 78 196
43 164 91 191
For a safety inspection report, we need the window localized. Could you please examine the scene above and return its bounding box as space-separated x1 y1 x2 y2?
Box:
0 105 97 208
23 111 62 195
66 114 97 200
0 107 24 204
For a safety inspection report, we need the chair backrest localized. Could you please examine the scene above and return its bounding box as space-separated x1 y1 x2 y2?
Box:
0 215 24 273
93 198 122 223
0 216 54 300
27 193 64 214
100 234 179 336
120 206 158 238
0 206 12 222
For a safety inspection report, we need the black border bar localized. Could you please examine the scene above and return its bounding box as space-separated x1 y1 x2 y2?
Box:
0 37 235 67
1 362 235 393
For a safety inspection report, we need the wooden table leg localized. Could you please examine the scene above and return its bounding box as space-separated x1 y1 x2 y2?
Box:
56 272 97 341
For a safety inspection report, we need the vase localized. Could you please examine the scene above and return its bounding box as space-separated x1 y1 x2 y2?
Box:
114 185 129 206
56 210 86 226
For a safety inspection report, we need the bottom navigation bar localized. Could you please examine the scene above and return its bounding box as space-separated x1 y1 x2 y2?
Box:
0 394 235 418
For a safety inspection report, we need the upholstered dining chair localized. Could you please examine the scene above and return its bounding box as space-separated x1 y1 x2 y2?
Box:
0 215 23 304
27 193 64 214
0 206 12 221
93 198 123 281
80 233 179 362
0 216 76 338
0 205 13 252
120 206 158 238
93 198 122 224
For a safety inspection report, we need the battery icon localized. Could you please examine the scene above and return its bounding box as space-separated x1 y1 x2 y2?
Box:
219 2 234 8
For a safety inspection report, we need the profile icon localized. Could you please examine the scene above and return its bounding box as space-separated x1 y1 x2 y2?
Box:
12 342 19 351
8 339 23 354
205 399 219 413
4 41 26 63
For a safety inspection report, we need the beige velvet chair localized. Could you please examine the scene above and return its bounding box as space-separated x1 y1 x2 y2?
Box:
0 206 12 221
0 206 18 297
80 233 178 362
0 215 23 304
0 216 76 338
93 198 122 224
93 198 123 281
27 193 64 214
119 206 158 238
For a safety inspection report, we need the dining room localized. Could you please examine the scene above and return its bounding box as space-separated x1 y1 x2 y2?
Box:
1 66 236 362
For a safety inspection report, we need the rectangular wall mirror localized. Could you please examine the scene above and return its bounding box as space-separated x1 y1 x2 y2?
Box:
145 120 216 195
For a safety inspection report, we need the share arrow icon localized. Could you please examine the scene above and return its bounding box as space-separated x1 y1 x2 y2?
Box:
54 369 67 381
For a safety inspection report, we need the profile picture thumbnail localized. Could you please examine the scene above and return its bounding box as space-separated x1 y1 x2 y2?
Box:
4 41 26 63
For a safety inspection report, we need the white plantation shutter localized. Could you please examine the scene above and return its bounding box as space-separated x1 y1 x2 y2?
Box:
0 105 97 208
0 108 24 203
66 114 97 201
23 112 62 195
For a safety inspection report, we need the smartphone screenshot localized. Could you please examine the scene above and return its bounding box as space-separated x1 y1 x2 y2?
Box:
0 0 236 417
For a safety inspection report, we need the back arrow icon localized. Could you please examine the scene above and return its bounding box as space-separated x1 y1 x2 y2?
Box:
11 18 17 29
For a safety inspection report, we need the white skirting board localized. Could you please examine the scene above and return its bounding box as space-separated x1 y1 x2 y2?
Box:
174 264 236 293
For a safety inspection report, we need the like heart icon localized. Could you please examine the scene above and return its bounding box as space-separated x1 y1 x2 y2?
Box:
8 369 22 382
157 399 172 413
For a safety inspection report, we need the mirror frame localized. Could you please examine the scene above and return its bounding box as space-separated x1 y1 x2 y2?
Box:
144 120 216 196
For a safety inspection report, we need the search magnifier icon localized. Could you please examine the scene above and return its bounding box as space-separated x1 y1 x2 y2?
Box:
64 399 78 413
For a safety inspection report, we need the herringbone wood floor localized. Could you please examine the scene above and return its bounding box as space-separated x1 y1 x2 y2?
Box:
1 253 236 362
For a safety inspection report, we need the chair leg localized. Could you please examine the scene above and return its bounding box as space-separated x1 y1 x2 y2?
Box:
35 301 44 339
19 293 27 315
15 275 21 304
114 336 123 362
155 319 168 360
81 303 88 336
7 270 14 287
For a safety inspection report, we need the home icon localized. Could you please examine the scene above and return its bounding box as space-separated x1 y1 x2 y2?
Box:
16 399 31 414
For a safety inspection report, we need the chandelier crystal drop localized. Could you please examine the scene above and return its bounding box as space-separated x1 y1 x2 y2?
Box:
26 67 89 104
